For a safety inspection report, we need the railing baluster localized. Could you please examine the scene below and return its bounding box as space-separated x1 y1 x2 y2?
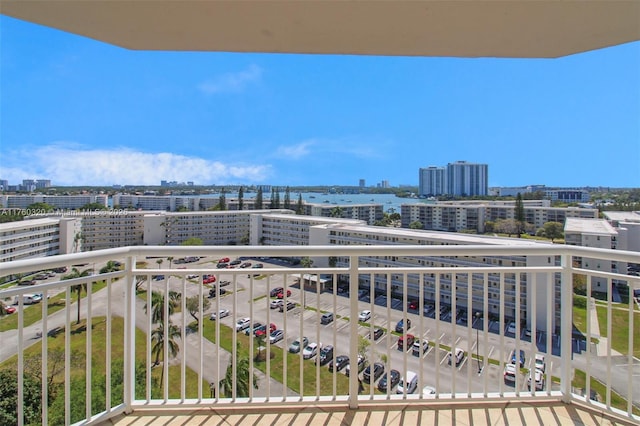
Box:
41 287 48 425
348 255 358 409
560 254 573 403
86 277 93 421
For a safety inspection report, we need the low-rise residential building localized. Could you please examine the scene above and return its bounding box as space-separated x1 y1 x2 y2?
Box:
401 201 598 233
1 194 108 210
0 217 80 262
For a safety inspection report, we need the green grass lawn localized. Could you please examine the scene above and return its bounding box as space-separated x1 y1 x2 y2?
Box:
572 369 640 416
201 320 350 396
1 316 206 424
572 296 588 335
595 306 640 358
0 281 107 332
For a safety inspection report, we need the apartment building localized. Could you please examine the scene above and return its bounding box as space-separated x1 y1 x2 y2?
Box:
417 161 488 197
564 218 620 293
309 223 556 331
144 209 292 246
0 217 80 262
302 203 383 225
82 211 149 251
250 213 365 246
602 211 640 253
401 202 598 233
1 194 108 210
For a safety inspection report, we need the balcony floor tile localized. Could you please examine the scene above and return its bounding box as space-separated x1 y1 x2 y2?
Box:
102 400 636 426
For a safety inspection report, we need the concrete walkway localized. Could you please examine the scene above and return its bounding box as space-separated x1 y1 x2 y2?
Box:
588 297 622 357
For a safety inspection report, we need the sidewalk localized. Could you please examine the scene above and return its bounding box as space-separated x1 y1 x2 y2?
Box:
588 297 622 357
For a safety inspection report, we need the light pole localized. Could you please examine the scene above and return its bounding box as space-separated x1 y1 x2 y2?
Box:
476 311 482 374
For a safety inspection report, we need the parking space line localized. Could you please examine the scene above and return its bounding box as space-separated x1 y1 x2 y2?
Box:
457 355 467 371
440 352 448 365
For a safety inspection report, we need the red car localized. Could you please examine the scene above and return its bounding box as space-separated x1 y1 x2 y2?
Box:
277 290 292 299
254 323 277 337
203 275 216 284
4 306 16 314
218 257 230 264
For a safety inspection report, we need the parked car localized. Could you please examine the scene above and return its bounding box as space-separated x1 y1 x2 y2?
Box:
270 287 284 297
303 342 321 359
370 328 384 340
288 337 309 353
510 349 525 367
269 329 284 344
397 370 418 394
209 309 230 320
528 368 546 391
408 300 418 310
279 301 296 312
270 299 283 309
358 310 371 322
203 275 216 284
276 290 292 299
230 259 242 266
363 362 385 383
344 355 365 376
240 262 252 268
218 257 230 264
503 364 517 383
412 339 429 356
395 319 411 333
378 369 401 391
316 345 334 366
448 347 465 366
534 354 546 373
422 385 437 398
254 323 277 337
328 355 349 372
244 322 265 336
235 317 251 332
3 306 16 314
216 263 228 269
506 321 517 335
252 263 264 268
397 334 415 351
320 312 334 324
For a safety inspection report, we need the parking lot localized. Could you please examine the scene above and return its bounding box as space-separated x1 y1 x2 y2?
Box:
148 256 560 395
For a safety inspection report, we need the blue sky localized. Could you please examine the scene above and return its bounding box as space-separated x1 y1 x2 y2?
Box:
1 16 639 188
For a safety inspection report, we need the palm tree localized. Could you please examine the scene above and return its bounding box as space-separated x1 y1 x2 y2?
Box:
99 260 119 274
151 321 181 385
167 257 174 269
62 267 93 324
219 356 258 398
144 291 179 324
156 259 163 269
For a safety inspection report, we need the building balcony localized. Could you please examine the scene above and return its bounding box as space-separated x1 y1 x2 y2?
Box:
0 244 638 425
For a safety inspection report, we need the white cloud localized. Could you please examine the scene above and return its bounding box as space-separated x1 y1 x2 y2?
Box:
275 141 315 159
0 144 271 186
198 64 262 94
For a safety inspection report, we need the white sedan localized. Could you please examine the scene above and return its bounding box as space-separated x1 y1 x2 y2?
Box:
303 342 321 359
358 310 371 322
210 309 230 320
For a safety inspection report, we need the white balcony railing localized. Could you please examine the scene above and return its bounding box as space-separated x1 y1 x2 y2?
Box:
0 245 638 425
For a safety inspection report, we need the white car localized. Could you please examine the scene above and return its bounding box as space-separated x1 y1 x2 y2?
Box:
358 310 371 322
302 342 321 359
534 354 546 373
448 347 465 366
528 368 545 391
422 385 437 398
503 363 517 383
210 309 230 320
270 299 283 309
269 329 284 344
235 317 251 331
506 322 517 335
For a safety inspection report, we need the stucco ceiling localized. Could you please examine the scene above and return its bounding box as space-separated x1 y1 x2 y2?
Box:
1 1 639 58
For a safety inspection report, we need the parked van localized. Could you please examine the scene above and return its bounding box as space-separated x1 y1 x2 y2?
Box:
14 294 40 305
396 370 418 394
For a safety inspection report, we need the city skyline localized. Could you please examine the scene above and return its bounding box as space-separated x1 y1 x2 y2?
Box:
1 16 639 188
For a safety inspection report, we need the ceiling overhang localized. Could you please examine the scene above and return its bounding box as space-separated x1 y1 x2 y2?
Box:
1 1 639 58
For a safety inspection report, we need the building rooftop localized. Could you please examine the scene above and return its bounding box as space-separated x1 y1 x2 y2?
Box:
565 218 618 236
602 211 640 223
0 217 59 231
